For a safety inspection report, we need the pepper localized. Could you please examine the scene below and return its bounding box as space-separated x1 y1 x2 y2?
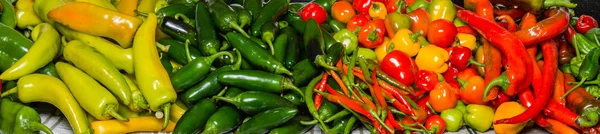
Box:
303 18 339 71
0 0 15 28
122 74 150 112
291 59 321 87
585 28 600 44
156 4 195 20
493 102 528 134
0 98 53 134
261 21 280 55
544 99 598 128
565 48 600 96
415 70 439 91
415 45 449 73
170 51 232 92
407 0 429 13
92 116 176 134
576 15 598 34
269 116 313 134
159 16 197 46
347 14 371 33
182 51 241 103
359 19 386 48
0 23 58 77
389 29 421 57
203 0 249 37
283 92 305 106
299 2 327 24
116 0 139 16
218 70 304 96
157 38 203 65
2 23 59 80
558 38 575 65
385 12 412 38
464 104 495 132
202 105 244 134
586 85 600 99
500 0 576 14
454 33 477 50
132 12 176 130
1 74 92 134
213 91 295 115
369 2 387 20
15 0 42 29
191 2 221 56
282 26 301 69
513 9 570 47
440 108 463 132
574 33 599 57
464 0 494 21
458 10 533 98
243 0 262 20
334 29 358 55
227 32 293 75
230 4 252 28
379 50 415 86
249 0 288 37
429 82 458 112
48 2 141 48
173 99 217 134
448 46 483 71
428 0 456 21
237 107 298 134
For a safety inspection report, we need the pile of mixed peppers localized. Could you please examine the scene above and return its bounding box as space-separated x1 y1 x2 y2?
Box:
1 0 600 133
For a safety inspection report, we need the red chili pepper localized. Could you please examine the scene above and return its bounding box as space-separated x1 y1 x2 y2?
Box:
383 88 415 117
519 13 537 31
415 70 439 91
491 92 510 109
298 2 328 24
565 25 576 45
315 73 329 110
382 83 417 117
325 84 340 96
493 4 526 19
514 9 570 47
379 50 415 86
347 14 371 32
495 38 558 125
517 89 551 127
456 26 477 36
353 0 373 14
544 99 583 130
448 46 484 71
458 10 533 98
576 15 599 34
372 69 388 112
496 15 517 32
386 109 403 130
480 39 502 102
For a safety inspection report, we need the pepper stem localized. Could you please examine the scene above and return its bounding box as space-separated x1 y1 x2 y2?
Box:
324 110 352 123
563 77 588 99
232 50 242 70
315 56 341 72
107 107 129 122
161 103 171 131
0 87 17 98
457 78 468 89
574 29 582 59
468 58 485 67
482 73 510 101
206 51 234 65
30 122 54 134
264 35 276 55
278 21 289 29
174 13 193 26
184 40 192 62
544 0 577 8
156 42 170 52
578 108 600 127
229 23 250 38
367 29 379 42
212 96 236 106
299 119 319 125
285 78 305 97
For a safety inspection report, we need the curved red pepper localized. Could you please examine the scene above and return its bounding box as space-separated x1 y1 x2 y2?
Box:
457 26 477 36
448 46 484 71
514 9 570 47
544 99 583 130
565 25 576 45
314 73 329 110
458 10 533 98
497 15 517 32
517 89 551 127
575 15 599 34
495 38 558 125
353 0 373 14
299 2 328 24
379 50 415 86
416 70 439 91
493 4 526 19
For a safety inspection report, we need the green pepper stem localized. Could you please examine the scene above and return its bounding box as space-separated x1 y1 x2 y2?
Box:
578 108 600 127
30 122 54 134
155 42 170 52
229 23 250 38
457 78 468 89
315 56 341 72
299 119 318 125
215 87 228 97
358 57 373 84
232 50 242 70
482 73 510 101
264 36 276 55
544 0 577 8
286 80 305 97
219 41 230 51
107 108 129 122
206 51 234 65
581 80 600 85
184 40 192 62
324 109 352 123
278 21 289 29
212 96 236 106
174 13 193 26
0 87 17 98
161 103 171 131
563 77 588 99
468 58 485 67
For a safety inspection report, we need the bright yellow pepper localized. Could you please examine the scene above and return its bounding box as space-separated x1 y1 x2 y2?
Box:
137 0 157 13
91 116 175 134
415 45 449 73
15 0 42 29
369 2 387 20
375 37 391 62
390 29 421 57
493 102 527 134
116 0 138 16
454 33 477 50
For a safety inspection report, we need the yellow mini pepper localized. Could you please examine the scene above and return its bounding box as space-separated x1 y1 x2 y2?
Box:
15 0 42 29
389 29 421 57
369 2 387 20
493 102 527 134
416 45 449 73
375 37 391 62
454 33 477 50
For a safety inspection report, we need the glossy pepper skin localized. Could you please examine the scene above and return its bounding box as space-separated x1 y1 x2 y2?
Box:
299 2 328 24
493 102 528 134
428 0 456 21
249 0 288 37
217 70 304 96
448 46 483 71
63 40 133 106
358 19 386 48
416 70 439 91
567 48 600 95
236 107 298 134
334 29 359 55
133 12 177 130
91 116 176 134
576 15 598 34
0 23 58 77
429 82 458 112
440 108 463 132
170 51 232 92
173 99 217 134
0 23 60 81
227 32 293 75
203 105 244 134
513 9 570 47
379 50 415 86
0 98 53 134
390 29 421 57
194 2 221 56
353 0 373 14
0 0 16 28
203 0 249 37
369 2 387 20
15 0 42 29
48 2 141 48
464 104 494 132
159 16 197 45
213 91 295 115
416 45 449 73
182 51 241 103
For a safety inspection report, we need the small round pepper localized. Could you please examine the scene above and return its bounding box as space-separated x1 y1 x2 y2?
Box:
416 45 449 73
389 29 420 57
429 82 458 112
298 2 328 24
368 2 387 20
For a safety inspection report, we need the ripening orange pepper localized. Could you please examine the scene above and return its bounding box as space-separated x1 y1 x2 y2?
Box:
48 2 142 48
429 82 458 112
91 116 175 134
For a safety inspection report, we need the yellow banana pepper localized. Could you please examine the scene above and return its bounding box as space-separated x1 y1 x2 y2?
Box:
33 0 71 23
493 102 527 134
116 0 138 16
91 116 175 134
137 0 157 13
415 45 449 73
15 0 42 29
389 29 421 57
75 0 118 11
375 37 391 62
454 33 477 50
48 2 142 48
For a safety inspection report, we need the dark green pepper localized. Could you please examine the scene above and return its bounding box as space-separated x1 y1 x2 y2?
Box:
0 23 59 78
226 32 292 75
320 23 333 33
283 91 305 106
160 16 197 46
230 4 253 28
157 38 203 65
261 21 280 55
203 106 244 134
0 98 53 134
0 0 16 28
282 27 301 69
224 87 245 98
157 4 195 20
283 11 306 35
314 0 334 13
171 51 232 92
243 0 262 20
196 2 222 56
304 18 339 71
213 91 295 115
249 0 288 37
204 0 249 37
326 42 344 64
317 100 341 120
182 51 241 103
166 0 199 6
217 70 303 96
213 51 237 67
292 59 321 87
268 115 313 134
273 33 289 63
236 107 298 134
585 28 600 44
574 33 598 56
173 99 218 134
249 36 269 49
160 53 174 76
329 20 346 33
565 48 600 98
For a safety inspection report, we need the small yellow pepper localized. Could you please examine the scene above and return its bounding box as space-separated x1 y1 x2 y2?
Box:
415 45 449 73
493 102 527 134
15 0 42 29
91 116 175 134
375 37 391 62
454 33 477 50
389 29 421 57
369 2 387 20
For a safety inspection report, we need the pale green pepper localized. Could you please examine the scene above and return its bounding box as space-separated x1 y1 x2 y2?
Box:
333 29 358 55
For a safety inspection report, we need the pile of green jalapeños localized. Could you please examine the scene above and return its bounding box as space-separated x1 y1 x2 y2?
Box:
2 0 600 133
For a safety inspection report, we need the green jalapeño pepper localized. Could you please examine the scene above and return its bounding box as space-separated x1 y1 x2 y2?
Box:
182 50 242 103
262 21 280 55
204 0 249 37
213 91 295 115
282 27 301 69
217 70 304 96
0 0 16 28
269 115 313 134
292 59 321 87
230 4 252 28
334 29 358 55
157 38 203 65
283 92 305 106
157 4 195 20
0 98 53 134
249 0 288 37
159 16 197 46
273 33 289 63
226 32 293 75
173 99 217 134
304 18 339 71
203 105 244 134
195 2 221 56
236 107 298 134
170 51 232 92
283 11 306 35
566 48 600 98
243 0 262 20
0 23 58 78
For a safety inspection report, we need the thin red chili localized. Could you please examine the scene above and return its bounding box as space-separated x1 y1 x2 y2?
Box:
315 73 329 110
457 26 478 36
495 38 558 124
382 82 416 117
544 99 582 130
517 89 551 127
382 88 416 117
458 10 533 97
372 69 388 112
565 25 577 45
325 84 340 96
514 9 570 47
387 109 403 130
